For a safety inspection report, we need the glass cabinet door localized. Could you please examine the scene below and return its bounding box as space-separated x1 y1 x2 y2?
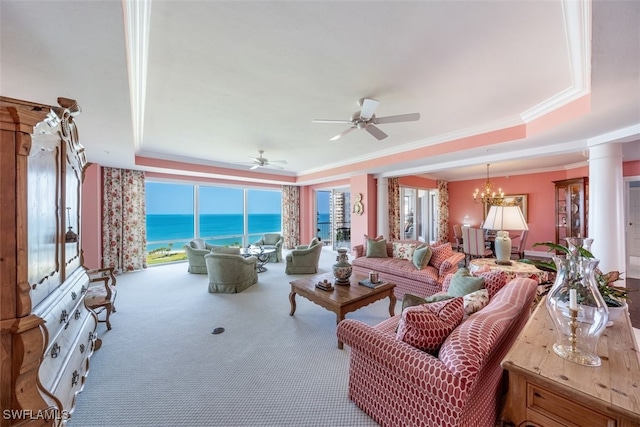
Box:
554 177 588 244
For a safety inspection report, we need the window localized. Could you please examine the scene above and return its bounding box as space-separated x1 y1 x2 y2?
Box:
146 182 194 259
199 186 244 246
145 181 282 264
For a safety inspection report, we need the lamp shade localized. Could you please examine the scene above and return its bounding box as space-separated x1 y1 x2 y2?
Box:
482 205 528 231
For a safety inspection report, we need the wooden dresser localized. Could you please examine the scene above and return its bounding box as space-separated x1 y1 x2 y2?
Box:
0 97 97 426
501 299 640 427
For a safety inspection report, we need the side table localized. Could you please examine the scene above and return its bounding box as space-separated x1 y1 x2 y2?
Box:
469 258 547 284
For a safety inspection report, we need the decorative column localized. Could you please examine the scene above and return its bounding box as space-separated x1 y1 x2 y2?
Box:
587 142 625 275
377 177 389 238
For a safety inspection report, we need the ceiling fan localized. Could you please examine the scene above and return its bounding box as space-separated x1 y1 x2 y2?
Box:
247 150 287 170
313 98 420 141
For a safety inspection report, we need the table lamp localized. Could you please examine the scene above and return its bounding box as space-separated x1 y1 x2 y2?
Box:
482 205 528 265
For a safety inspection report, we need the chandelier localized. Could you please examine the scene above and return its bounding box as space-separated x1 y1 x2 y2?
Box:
473 164 505 205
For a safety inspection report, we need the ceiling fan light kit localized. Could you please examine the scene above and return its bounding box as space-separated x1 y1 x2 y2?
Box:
313 98 420 141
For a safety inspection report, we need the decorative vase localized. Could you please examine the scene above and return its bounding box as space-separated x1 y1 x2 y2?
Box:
494 230 511 265
546 238 609 366
333 248 352 286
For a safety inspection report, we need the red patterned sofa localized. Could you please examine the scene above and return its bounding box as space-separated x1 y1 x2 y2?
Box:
351 240 465 298
336 276 538 427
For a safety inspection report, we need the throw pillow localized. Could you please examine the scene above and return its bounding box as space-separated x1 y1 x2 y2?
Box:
366 239 388 258
448 268 485 297
463 289 490 315
429 243 454 270
476 270 508 298
412 245 433 269
393 242 417 261
363 234 384 247
396 298 464 354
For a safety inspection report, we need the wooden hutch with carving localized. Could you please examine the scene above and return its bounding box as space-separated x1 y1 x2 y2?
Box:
0 97 97 426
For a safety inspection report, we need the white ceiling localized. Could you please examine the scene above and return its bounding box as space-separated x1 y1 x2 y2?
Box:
1 0 639 186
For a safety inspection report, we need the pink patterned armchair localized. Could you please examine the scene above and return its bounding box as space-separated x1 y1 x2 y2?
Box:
337 276 537 427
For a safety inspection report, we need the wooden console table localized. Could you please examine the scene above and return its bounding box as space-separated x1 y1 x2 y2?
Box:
501 299 640 426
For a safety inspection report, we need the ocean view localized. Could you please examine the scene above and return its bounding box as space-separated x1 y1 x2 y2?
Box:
146 213 331 251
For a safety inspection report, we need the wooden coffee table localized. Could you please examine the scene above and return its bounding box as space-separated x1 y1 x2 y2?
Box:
289 273 396 349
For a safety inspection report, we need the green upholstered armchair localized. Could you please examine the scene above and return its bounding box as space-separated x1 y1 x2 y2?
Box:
285 238 323 274
253 233 284 262
184 238 216 274
204 252 258 293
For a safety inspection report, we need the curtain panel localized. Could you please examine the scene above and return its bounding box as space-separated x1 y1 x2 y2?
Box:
102 167 147 272
388 177 400 241
437 180 449 244
281 185 300 249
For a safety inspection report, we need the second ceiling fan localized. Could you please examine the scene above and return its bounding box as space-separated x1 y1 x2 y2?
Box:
313 98 420 141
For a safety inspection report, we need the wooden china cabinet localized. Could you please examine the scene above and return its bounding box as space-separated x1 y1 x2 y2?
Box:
554 177 589 245
0 97 97 426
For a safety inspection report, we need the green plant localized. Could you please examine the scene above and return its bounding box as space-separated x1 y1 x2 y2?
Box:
525 241 630 307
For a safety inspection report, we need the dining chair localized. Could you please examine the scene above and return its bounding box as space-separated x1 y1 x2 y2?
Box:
452 224 464 252
510 229 529 260
462 227 493 265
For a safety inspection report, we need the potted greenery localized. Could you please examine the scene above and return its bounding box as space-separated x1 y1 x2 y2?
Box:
524 241 630 309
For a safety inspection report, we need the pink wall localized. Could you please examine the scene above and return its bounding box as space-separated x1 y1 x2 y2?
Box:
298 186 315 245
624 160 640 176
399 175 437 188
448 168 589 256
350 174 377 246
81 163 102 269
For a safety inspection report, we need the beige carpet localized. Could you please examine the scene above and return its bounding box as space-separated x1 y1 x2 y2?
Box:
69 247 392 427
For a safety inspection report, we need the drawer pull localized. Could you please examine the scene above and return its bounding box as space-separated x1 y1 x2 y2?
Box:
79 344 85 354
60 310 69 324
71 291 77 300
71 370 79 386
89 331 95 342
74 309 81 320
51 343 61 358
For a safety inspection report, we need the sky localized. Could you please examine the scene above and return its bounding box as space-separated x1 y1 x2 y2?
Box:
146 182 282 214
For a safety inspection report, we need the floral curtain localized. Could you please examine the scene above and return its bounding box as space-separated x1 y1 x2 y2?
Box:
281 185 300 249
102 167 147 272
437 180 449 244
388 177 400 240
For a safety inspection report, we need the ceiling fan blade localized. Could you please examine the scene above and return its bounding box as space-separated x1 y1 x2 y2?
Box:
250 164 261 170
365 124 388 140
374 112 420 124
269 159 288 164
360 98 379 120
312 119 352 124
330 126 356 141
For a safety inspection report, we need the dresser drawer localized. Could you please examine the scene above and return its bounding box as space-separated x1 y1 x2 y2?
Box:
527 383 617 427
36 269 90 345
39 304 95 392
49 311 97 414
